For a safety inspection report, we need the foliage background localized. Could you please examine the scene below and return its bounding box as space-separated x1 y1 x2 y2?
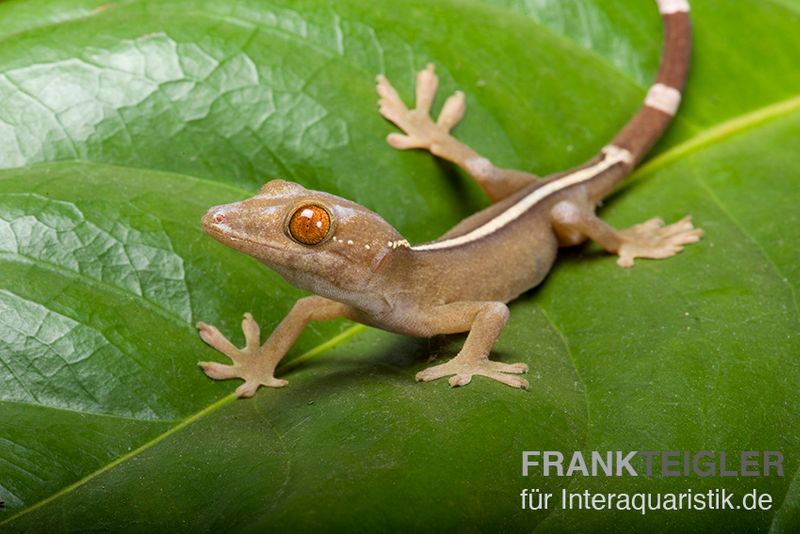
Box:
0 0 798 531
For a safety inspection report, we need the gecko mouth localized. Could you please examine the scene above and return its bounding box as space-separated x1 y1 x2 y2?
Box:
200 208 284 254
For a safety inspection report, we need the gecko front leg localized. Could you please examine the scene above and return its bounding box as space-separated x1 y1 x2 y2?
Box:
377 64 540 202
413 301 529 389
197 296 355 397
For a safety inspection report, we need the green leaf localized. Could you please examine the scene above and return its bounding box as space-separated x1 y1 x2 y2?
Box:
1 0 799 531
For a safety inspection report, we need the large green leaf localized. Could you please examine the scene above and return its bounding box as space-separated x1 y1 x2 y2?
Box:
1 0 798 531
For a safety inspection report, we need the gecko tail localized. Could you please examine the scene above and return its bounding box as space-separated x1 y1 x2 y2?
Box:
578 0 691 202
611 0 692 166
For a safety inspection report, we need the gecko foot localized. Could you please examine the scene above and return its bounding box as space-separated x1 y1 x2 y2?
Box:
616 215 703 268
416 357 529 389
196 313 288 398
376 63 465 151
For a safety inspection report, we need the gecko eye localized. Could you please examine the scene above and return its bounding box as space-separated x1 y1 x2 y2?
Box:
287 204 332 245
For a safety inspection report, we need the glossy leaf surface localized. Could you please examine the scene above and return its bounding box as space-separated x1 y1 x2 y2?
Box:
0 0 798 531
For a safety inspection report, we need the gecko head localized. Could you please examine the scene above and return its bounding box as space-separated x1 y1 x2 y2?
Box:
201 179 408 297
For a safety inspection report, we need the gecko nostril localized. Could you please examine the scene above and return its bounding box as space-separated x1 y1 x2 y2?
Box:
213 213 226 224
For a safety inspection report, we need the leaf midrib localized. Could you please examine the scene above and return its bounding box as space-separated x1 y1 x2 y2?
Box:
0 324 367 525
634 95 800 179
0 394 237 526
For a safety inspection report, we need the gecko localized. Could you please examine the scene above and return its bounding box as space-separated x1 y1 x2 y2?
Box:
196 0 701 398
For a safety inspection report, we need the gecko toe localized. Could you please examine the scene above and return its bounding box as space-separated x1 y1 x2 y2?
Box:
235 381 260 398
417 356 531 389
448 373 472 388
198 361 238 380
486 372 529 390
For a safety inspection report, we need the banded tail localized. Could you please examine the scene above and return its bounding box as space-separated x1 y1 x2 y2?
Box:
585 0 691 201
613 0 691 164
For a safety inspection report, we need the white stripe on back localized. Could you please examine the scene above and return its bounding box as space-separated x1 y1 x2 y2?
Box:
411 145 633 252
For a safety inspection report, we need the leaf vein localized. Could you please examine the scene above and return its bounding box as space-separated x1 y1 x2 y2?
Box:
0 399 180 424
694 174 799 322
0 251 194 335
531 302 589 532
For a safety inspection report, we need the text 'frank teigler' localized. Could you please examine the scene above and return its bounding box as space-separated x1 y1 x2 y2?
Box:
521 450 784 477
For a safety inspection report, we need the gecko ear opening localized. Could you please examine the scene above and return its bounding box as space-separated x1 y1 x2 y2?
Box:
371 247 394 273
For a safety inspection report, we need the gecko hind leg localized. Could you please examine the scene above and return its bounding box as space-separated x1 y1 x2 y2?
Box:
551 201 703 267
376 64 540 202
414 301 529 389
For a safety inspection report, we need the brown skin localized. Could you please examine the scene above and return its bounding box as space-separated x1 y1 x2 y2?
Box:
197 5 701 397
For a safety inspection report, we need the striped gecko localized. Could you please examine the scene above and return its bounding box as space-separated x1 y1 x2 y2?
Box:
197 0 701 397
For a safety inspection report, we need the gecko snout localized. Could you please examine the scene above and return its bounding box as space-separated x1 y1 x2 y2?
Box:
201 205 230 234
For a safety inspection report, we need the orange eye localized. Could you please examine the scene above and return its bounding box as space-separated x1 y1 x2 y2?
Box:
287 204 331 245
